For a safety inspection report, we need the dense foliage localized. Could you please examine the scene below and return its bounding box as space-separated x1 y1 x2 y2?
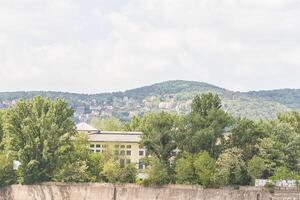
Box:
0 97 137 185
1 93 300 187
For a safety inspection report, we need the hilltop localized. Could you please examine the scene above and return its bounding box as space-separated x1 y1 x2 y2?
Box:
0 80 298 121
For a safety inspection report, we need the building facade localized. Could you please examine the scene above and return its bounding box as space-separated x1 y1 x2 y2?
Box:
76 122 146 170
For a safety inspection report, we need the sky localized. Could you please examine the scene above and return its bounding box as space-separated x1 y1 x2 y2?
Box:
1 0 300 93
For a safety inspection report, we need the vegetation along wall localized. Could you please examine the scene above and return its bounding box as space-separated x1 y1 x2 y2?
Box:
1 183 299 200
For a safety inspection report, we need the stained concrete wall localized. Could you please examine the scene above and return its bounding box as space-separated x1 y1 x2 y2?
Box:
0 183 296 200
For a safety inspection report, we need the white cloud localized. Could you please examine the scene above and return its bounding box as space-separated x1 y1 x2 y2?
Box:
0 0 300 93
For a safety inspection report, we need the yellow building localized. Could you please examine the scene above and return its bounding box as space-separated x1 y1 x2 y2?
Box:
76 122 146 170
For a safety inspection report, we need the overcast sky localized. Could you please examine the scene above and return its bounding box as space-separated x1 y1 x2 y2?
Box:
1 0 300 93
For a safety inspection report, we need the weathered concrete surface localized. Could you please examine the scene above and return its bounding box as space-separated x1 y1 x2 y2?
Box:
0 183 115 200
115 185 270 200
0 183 298 200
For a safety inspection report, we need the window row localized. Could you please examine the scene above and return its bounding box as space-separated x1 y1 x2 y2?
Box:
90 144 107 148
90 149 105 153
114 144 132 149
114 150 131 156
120 159 131 167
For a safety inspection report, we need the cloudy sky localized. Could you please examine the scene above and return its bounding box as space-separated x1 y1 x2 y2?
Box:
1 0 300 93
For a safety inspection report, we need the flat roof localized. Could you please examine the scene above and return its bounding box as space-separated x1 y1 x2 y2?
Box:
88 132 142 143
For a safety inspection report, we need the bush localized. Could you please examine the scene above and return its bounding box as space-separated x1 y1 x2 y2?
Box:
247 156 267 183
175 154 195 184
194 152 216 187
53 160 90 183
88 153 104 182
101 159 121 183
120 164 137 183
270 166 296 181
143 158 170 186
265 181 275 193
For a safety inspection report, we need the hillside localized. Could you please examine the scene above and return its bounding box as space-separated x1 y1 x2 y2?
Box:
0 80 298 122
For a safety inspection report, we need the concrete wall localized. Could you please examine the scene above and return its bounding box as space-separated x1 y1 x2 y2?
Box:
0 183 297 200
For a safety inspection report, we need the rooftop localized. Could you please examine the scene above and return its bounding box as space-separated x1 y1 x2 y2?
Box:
76 122 99 132
76 122 143 143
88 132 142 143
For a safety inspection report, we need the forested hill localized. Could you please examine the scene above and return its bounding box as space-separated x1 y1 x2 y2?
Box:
0 80 299 121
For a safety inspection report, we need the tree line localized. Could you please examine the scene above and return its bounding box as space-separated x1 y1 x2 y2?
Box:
1 94 300 187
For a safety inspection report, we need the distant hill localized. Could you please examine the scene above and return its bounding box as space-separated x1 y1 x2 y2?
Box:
0 80 298 121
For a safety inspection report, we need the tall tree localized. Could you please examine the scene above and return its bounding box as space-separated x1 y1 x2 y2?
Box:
3 97 76 184
140 112 180 165
216 147 248 185
229 118 266 161
140 112 182 183
191 93 222 115
181 93 231 157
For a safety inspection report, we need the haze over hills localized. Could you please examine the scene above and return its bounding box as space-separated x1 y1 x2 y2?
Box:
0 80 298 122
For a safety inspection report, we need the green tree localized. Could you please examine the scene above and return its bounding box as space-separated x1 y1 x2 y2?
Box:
143 158 170 186
256 137 285 177
101 159 121 183
277 111 300 132
53 160 90 183
270 166 298 180
182 93 231 157
194 151 216 187
175 153 195 184
53 133 91 182
3 97 76 184
229 118 266 161
90 117 124 131
120 163 137 183
191 93 222 115
88 153 104 182
267 120 300 172
124 116 141 131
0 152 16 186
247 156 267 182
216 147 246 185
140 112 180 173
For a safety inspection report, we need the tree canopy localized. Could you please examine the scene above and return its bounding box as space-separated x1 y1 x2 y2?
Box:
1 93 300 187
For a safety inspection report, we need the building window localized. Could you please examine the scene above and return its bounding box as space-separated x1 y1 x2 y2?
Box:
126 150 131 156
120 159 125 167
126 159 131 164
90 149 94 153
139 151 144 156
138 160 143 170
126 145 131 149
96 144 101 148
121 145 125 149
96 150 100 153
90 144 95 148
114 150 119 156
120 150 125 156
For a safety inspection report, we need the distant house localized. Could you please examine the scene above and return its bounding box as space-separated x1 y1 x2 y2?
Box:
76 122 146 170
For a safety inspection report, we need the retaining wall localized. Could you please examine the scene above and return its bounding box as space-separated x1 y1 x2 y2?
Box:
0 183 296 200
